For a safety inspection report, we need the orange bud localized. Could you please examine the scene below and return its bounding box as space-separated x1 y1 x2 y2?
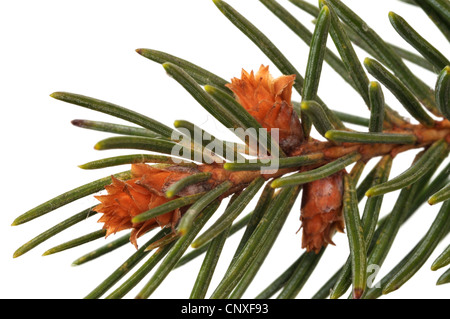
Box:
94 164 207 248
226 65 303 154
300 171 345 253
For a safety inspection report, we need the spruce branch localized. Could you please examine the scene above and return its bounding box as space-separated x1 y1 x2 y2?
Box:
11 0 450 300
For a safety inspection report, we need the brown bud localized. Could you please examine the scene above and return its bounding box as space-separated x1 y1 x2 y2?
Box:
226 65 303 154
300 171 345 253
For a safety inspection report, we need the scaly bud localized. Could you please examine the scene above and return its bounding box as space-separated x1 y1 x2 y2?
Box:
226 65 303 154
300 171 345 253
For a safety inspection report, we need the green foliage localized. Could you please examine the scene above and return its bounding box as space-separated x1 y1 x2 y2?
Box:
12 0 450 299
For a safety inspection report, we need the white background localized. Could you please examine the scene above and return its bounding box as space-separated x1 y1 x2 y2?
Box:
1 0 449 299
